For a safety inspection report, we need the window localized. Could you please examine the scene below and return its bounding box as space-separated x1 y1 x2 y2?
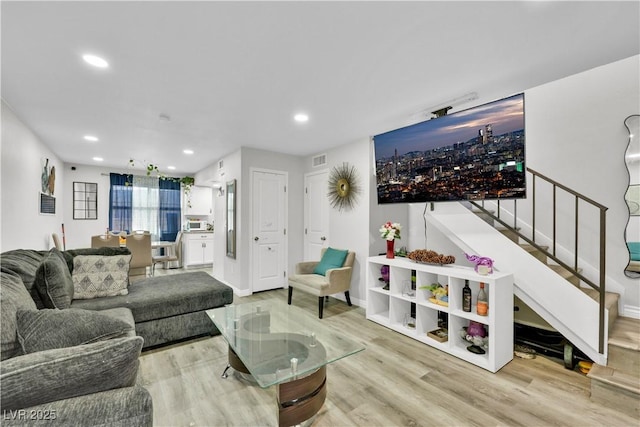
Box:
109 173 181 241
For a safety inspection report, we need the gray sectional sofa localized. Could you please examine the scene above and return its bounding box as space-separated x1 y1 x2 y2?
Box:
0 247 233 426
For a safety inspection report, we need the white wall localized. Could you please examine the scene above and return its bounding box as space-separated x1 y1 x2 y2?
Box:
525 55 640 315
61 164 131 249
196 147 305 295
1 101 65 251
301 138 373 303
408 55 640 315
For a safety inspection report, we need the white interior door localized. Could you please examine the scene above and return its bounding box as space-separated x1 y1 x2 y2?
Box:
304 171 329 261
251 170 287 293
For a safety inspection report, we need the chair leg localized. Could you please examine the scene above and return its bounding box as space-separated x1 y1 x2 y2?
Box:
287 287 293 305
345 291 352 306
318 297 324 319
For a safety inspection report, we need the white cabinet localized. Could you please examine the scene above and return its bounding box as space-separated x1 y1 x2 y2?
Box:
186 186 213 216
183 233 214 266
366 255 513 373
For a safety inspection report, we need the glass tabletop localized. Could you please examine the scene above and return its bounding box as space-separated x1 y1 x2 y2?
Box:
206 299 365 388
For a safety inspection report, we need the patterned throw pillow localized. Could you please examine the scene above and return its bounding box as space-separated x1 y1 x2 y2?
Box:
72 255 131 299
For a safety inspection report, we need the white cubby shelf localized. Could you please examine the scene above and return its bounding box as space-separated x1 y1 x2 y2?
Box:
366 255 514 373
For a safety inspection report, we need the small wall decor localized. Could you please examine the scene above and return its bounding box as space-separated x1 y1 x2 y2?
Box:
327 162 360 211
40 158 56 195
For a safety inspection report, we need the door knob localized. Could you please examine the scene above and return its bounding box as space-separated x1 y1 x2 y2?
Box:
254 236 259 241
320 236 326 241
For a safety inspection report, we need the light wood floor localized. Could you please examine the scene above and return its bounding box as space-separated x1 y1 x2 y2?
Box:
138 272 638 427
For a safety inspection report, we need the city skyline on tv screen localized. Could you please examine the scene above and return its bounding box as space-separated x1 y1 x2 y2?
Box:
374 93 525 204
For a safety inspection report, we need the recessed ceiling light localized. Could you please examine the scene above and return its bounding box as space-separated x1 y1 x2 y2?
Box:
92 157 104 162
294 113 309 123
83 135 99 142
167 166 176 170
82 54 109 68
183 149 194 155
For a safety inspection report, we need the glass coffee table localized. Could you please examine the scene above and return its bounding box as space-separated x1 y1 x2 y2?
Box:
207 299 364 427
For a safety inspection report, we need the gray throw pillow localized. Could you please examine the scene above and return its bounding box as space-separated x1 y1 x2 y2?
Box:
16 308 133 354
0 336 143 411
72 255 131 299
34 248 74 309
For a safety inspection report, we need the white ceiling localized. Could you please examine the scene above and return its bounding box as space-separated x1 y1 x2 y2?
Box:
2 1 639 175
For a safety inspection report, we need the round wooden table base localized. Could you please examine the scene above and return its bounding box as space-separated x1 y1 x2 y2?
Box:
223 347 327 427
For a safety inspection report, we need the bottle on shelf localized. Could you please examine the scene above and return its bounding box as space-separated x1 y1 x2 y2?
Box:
477 282 488 316
462 280 472 312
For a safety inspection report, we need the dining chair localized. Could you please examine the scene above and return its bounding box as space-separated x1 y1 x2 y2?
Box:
91 234 120 248
125 233 153 280
52 233 63 250
151 231 183 275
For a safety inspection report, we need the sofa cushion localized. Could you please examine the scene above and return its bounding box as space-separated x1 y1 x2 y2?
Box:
0 249 48 308
16 308 134 354
72 255 131 299
1 385 154 427
313 247 348 276
34 248 74 309
2 385 153 427
70 271 233 323
0 336 143 410
61 247 132 275
0 271 37 361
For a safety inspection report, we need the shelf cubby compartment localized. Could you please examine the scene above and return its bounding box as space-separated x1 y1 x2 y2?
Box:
388 266 412 296
366 290 390 324
389 296 417 336
414 272 449 307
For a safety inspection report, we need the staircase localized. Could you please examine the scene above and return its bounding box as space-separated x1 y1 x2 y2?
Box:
588 317 640 418
469 206 639 419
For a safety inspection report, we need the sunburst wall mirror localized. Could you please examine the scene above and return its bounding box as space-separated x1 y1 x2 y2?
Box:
328 162 360 211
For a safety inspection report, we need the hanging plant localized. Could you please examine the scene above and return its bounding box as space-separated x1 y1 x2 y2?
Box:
327 162 360 211
180 176 195 208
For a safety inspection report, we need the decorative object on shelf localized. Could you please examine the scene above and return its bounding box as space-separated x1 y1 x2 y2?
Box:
403 313 415 329
402 280 415 298
461 321 488 354
465 253 494 275
427 328 448 343
419 282 448 306
407 249 455 265
327 162 360 211
380 221 401 259
379 265 390 290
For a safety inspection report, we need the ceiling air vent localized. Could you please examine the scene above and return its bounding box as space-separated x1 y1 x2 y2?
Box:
312 154 327 167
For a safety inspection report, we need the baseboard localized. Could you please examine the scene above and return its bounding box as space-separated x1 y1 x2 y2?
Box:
622 305 640 319
212 275 252 297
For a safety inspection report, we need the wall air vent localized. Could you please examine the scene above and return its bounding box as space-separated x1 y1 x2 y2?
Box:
312 154 327 167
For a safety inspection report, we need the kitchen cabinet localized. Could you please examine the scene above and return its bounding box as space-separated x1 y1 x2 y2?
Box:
185 186 213 216
183 232 214 266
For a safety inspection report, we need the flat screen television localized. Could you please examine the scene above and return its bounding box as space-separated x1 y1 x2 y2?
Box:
374 93 525 204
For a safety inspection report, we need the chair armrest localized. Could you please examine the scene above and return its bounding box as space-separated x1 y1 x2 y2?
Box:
325 266 353 293
295 261 319 275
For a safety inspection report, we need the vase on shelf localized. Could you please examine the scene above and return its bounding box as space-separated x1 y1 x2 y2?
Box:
386 240 395 259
